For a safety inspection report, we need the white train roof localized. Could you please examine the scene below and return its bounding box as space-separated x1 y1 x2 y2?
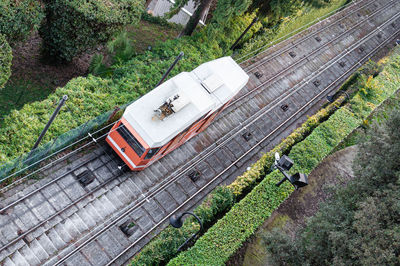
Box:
123 56 249 147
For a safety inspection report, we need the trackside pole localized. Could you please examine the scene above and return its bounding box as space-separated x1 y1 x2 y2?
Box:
230 17 259 50
156 52 184 87
31 95 68 152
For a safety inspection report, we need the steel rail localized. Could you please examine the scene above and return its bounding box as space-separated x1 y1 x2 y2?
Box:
105 26 400 265
228 0 396 109
0 0 370 188
2 2 396 264
0 156 127 255
0 153 100 213
178 8 400 180
243 0 393 73
0 120 118 192
235 0 362 63
241 0 381 72
54 12 400 265
0 0 378 191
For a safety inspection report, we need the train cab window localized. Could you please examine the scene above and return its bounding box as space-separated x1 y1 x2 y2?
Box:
117 124 145 157
144 147 161 159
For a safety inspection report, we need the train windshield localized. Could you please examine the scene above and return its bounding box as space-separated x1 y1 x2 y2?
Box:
144 147 161 160
117 124 145 157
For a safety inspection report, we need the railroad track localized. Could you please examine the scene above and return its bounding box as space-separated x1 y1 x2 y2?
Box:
1 0 399 264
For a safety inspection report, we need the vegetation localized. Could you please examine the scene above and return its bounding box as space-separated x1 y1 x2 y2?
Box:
0 9 260 166
236 0 350 60
0 34 12 91
0 77 55 119
167 46 400 265
130 48 389 266
131 186 234 265
0 0 352 165
39 0 143 62
263 107 400 266
0 0 44 45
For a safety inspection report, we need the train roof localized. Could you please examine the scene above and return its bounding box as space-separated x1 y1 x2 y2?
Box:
123 56 249 147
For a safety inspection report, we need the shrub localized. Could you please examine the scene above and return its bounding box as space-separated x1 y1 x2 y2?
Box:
263 109 400 265
131 187 234 265
0 34 12 90
0 13 259 166
39 0 144 62
169 107 360 265
130 91 348 265
0 0 44 45
168 47 400 265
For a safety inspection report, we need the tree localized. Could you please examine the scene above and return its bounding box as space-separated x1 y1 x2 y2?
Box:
263 108 400 265
166 0 214 36
40 0 143 62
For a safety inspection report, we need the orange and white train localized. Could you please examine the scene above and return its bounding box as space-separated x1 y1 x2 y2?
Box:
106 56 249 171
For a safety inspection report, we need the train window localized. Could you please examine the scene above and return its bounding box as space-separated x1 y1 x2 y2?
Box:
117 124 145 157
144 147 161 159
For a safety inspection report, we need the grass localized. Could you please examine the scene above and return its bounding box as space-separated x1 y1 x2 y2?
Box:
0 19 180 121
0 76 54 120
126 20 180 53
273 0 350 42
236 0 351 61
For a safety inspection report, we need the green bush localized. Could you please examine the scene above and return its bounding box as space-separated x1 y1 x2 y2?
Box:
0 34 12 90
0 12 258 165
169 107 360 265
168 47 400 265
40 0 143 62
0 0 44 45
263 108 400 265
131 186 234 265
130 90 349 265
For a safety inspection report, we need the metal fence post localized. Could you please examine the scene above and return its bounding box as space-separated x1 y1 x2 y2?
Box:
230 17 259 50
31 95 68 151
156 52 184 87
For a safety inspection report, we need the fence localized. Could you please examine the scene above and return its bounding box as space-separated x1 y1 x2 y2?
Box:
0 102 131 185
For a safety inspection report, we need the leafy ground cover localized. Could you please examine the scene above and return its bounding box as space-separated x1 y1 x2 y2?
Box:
236 0 350 61
167 46 400 265
129 42 390 266
0 19 180 122
0 33 11 90
239 88 400 266
0 0 351 166
263 95 400 265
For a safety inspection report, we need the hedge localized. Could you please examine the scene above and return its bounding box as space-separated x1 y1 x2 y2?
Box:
131 186 234 265
130 58 386 265
131 91 349 265
39 0 143 62
0 0 44 45
168 47 400 265
0 34 12 90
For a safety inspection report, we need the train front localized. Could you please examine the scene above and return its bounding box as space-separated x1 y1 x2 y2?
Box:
106 118 160 171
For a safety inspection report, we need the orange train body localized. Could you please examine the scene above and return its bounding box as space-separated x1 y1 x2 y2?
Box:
106 56 249 171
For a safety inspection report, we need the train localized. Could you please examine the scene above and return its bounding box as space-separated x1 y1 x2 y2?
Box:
106 56 249 171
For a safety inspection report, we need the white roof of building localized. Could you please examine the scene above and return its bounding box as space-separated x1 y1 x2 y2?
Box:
123 56 249 147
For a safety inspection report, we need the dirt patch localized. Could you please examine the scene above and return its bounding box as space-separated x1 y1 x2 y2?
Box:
0 31 108 119
227 145 359 266
10 32 104 88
